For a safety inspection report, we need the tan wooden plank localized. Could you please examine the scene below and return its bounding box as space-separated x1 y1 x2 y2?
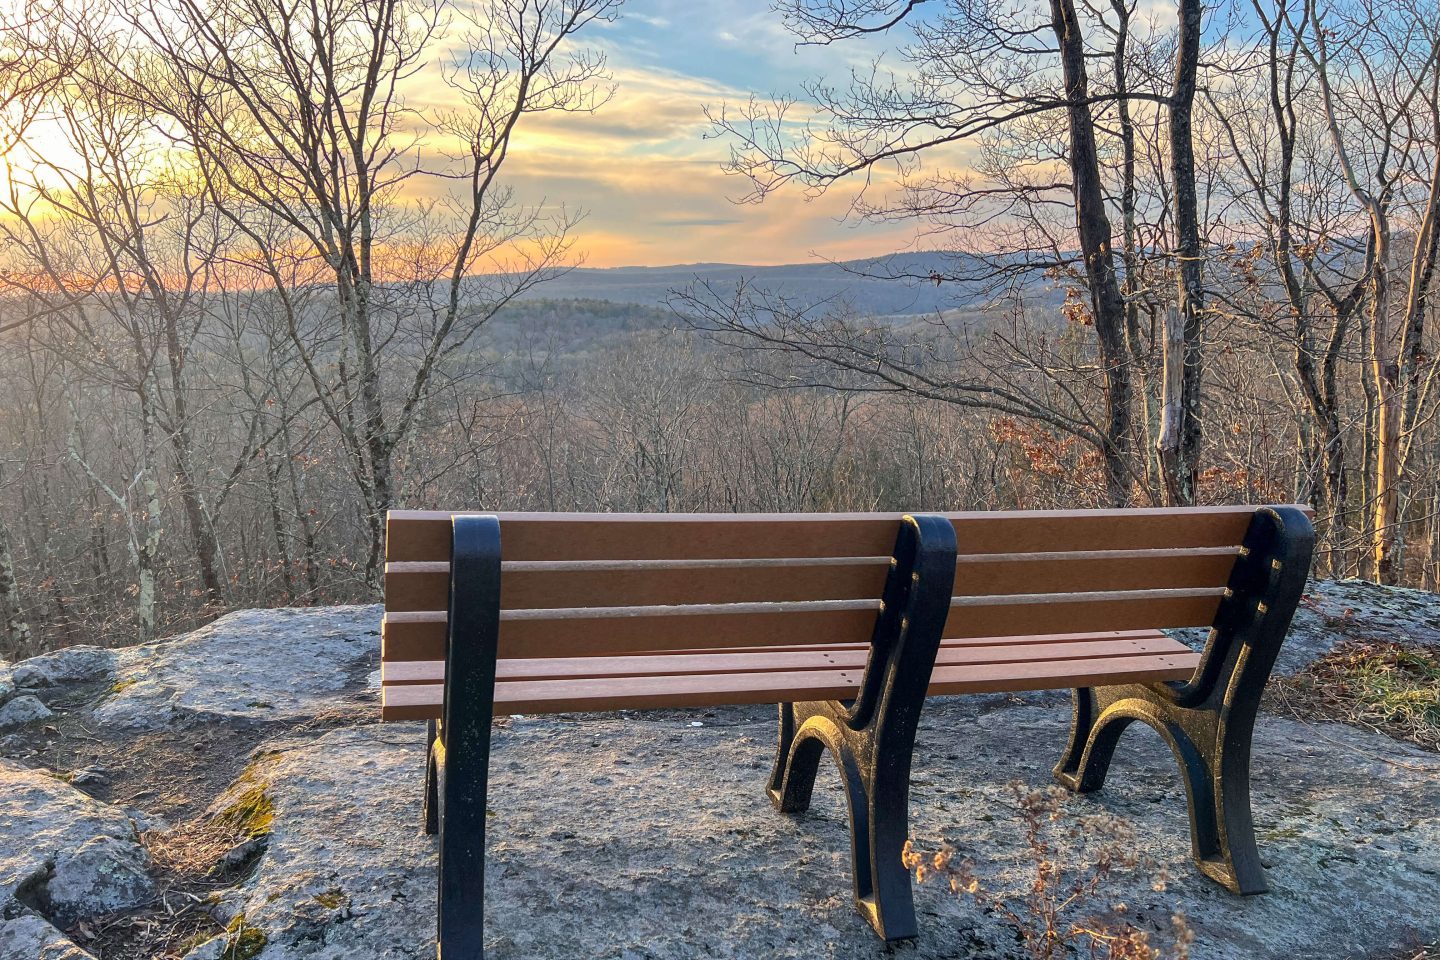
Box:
382 592 1220 660
659 629 1168 656
924 652 1200 696
941 593 1222 639
381 625 1169 663
382 613 447 661
383 549 1239 612
385 558 887 612
381 636 1192 686
378 650 1200 719
385 506 1301 563
381 684 446 722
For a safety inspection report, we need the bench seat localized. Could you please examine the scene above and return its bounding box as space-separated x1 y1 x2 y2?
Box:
380 629 1199 717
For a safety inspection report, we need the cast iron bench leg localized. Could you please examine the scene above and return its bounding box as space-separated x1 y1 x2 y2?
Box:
435 515 502 960
769 514 958 942
424 719 440 836
1053 506 1314 894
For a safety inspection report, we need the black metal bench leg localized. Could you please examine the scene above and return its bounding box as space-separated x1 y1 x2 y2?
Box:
436 516 502 960
859 764 919 940
1053 686 1110 792
423 719 440 836
1051 506 1313 897
766 515 957 943
1209 715 1265 892
768 703 824 813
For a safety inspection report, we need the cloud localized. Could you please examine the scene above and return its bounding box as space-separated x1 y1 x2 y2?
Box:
651 216 745 228
396 1 934 268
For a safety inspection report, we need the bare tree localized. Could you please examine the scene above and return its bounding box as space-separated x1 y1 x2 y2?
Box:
1301 0 1440 582
1158 0 1205 505
700 0 1217 505
128 0 619 579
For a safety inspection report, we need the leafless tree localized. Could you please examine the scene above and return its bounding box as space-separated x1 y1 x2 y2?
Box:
125 0 619 578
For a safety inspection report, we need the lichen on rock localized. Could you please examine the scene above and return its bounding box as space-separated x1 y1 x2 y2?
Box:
0 760 153 954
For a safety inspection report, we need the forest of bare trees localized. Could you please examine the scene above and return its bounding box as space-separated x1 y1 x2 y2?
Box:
1 0 1438 659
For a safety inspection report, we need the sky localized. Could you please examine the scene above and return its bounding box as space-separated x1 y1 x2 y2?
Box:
490 0 920 268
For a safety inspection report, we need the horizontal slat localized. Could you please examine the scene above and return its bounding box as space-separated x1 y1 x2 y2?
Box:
383 625 1167 663
378 650 1200 720
381 636 1190 685
661 628 1167 655
383 549 1239 612
385 506 1294 563
926 652 1199 697
383 627 1169 664
381 592 1222 660
385 558 887 611
941 593 1222 640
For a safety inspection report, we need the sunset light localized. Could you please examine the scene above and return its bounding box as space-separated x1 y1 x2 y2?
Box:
1 0 1438 957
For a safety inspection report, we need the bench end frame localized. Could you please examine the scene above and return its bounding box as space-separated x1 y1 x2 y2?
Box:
431 514 502 960
768 513 959 942
1053 504 1315 894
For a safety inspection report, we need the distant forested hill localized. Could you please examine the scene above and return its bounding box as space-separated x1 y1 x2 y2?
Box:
506 251 1060 317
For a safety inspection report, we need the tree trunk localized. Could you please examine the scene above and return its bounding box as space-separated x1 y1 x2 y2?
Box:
1159 0 1204 505
1050 0 1135 505
0 511 33 658
136 397 163 641
163 313 225 608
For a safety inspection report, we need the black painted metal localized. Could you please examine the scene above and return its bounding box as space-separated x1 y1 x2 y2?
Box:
768 514 959 942
433 515 502 959
423 718 439 836
1052 505 1315 894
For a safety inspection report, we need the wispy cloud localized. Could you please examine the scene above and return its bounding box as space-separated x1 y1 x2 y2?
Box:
407 0 926 268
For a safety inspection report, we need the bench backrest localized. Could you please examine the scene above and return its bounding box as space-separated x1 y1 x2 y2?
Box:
381 506 1307 667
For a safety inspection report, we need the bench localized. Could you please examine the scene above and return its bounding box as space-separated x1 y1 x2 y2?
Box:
378 505 1314 956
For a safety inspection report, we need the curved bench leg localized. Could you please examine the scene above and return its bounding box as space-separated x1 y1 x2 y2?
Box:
766 515 957 943
1053 687 1123 793
423 719 440 836
1052 506 1313 898
861 757 920 941
1053 688 1260 891
771 705 921 941
768 703 824 813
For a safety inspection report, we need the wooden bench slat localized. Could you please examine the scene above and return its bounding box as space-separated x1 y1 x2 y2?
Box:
659 628 1167 655
383 550 1239 612
378 650 1201 720
382 626 1170 662
385 506 1281 563
381 592 1222 659
381 635 1191 686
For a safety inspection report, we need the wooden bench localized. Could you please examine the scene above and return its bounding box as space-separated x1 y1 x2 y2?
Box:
379 505 1314 955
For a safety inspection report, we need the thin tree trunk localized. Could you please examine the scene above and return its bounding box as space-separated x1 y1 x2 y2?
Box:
1050 0 1136 506
1159 0 1205 505
162 314 225 607
0 511 33 658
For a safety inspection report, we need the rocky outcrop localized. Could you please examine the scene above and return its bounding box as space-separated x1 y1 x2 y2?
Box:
0 583 1436 959
9 648 115 692
93 607 379 730
0 760 153 957
1280 577 1440 671
0 695 51 729
177 703 1440 960
0 914 93 960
